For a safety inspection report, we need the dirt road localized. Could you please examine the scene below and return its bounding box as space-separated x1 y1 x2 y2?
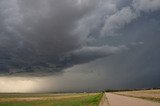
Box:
99 93 160 106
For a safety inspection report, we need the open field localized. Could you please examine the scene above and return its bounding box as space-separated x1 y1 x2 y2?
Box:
114 89 160 103
104 93 160 106
0 93 103 106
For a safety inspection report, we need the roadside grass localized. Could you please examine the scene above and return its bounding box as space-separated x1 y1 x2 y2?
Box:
0 93 103 106
137 97 160 103
114 89 160 103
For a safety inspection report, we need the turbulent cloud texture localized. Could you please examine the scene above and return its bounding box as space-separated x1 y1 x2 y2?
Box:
0 0 99 75
0 0 160 76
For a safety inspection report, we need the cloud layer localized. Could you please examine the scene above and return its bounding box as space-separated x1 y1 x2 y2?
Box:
0 0 98 75
0 0 160 76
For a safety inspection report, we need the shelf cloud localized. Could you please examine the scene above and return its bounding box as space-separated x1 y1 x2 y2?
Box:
0 0 160 92
0 0 160 79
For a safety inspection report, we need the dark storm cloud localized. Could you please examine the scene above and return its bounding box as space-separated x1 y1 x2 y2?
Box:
0 0 99 75
3 0 99 54
0 0 160 76
0 0 127 75
70 45 128 64
0 0 160 92
77 0 160 37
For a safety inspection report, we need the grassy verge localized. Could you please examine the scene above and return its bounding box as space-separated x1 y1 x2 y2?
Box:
114 93 160 103
114 90 160 103
0 93 103 106
137 97 160 103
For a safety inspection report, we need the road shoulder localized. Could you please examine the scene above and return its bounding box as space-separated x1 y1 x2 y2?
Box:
99 93 109 106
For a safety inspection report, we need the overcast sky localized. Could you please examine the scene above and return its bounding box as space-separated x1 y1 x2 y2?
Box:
0 0 160 92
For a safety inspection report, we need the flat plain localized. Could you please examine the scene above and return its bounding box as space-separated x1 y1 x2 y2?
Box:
0 93 103 106
114 89 160 102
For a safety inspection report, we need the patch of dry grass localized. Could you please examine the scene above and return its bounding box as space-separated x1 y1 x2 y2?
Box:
0 93 98 102
0 93 102 106
114 89 160 102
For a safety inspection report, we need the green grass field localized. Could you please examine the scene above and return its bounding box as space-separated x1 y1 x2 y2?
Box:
0 93 103 106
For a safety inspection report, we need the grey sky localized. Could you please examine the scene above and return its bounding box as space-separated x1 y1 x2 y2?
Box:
0 0 160 92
